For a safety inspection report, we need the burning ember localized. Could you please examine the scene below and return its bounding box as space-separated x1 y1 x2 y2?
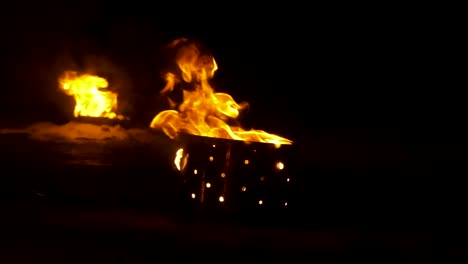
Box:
59 71 125 120
150 38 292 146
174 148 184 170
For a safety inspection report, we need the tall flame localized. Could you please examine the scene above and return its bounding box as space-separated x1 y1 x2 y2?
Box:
150 39 292 145
59 71 124 120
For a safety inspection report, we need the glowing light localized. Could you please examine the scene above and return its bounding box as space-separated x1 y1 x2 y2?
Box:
219 196 224 202
209 156 214 161
221 173 226 178
58 71 125 120
260 176 265 181
174 148 184 171
258 200 263 205
194 169 198 174
286 178 290 182
206 183 211 188
276 161 284 170
244 160 249 165
241 186 247 191
212 144 216 148
284 202 288 206
191 193 196 199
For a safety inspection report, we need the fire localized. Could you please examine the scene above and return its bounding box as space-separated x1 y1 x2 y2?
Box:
150 39 292 145
174 148 184 171
59 71 125 120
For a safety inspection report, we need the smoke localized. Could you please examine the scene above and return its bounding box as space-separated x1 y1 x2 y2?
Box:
0 122 154 143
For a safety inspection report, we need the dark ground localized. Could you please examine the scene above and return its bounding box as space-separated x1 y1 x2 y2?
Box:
0 130 466 263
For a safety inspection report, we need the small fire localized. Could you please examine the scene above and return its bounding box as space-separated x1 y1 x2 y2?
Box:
150 39 292 145
174 148 184 170
59 71 125 120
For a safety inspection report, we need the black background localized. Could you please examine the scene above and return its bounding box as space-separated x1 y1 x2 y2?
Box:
1 3 464 139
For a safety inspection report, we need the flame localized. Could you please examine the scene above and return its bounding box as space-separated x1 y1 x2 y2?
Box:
174 148 184 171
59 71 125 120
150 39 292 145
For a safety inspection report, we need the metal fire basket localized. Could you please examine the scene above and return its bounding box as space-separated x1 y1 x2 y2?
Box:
175 133 296 217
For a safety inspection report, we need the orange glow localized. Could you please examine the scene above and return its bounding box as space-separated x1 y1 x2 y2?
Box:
59 71 125 120
276 161 285 170
150 38 292 145
174 148 184 171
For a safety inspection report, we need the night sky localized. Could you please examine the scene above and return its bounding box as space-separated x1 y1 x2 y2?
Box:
0 3 464 145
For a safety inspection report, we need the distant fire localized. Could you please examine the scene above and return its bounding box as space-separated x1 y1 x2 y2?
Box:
59 71 125 120
150 38 292 146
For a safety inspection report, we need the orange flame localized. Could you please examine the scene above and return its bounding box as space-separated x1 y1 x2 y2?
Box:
59 71 125 120
150 39 292 145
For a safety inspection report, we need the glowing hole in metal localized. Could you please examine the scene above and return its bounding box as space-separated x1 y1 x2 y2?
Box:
276 161 284 170
174 148 184 171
